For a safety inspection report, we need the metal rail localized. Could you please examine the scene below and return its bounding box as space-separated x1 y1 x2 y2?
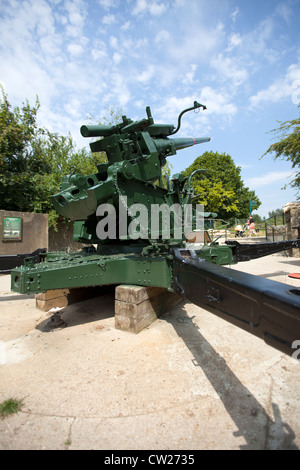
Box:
0 248 46 274
172 248 300 356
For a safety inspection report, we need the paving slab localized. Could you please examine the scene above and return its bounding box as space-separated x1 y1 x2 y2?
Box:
0 254 300 450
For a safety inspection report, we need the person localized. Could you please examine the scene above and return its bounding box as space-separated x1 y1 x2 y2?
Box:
247 215 256 237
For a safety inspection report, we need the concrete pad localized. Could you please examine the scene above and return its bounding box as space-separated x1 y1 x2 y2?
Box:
0 255 300 450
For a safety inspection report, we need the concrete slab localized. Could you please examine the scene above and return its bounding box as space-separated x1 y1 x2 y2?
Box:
0 255 300 450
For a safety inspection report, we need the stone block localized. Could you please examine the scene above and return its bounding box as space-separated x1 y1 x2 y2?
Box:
115 285 182 333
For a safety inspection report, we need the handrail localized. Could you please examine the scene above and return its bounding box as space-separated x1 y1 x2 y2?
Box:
265 222 286 242
205 219 230 242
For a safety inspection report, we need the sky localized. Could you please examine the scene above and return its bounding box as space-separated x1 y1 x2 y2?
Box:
1 0 300 218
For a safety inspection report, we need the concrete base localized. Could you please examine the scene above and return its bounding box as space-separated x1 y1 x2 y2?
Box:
1 255 300 450
35 289 69 311
115 285 182 333
36 285 182 335
35 286 111 312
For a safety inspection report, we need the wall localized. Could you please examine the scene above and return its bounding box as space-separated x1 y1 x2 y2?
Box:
0 210 48 255
48 220 85 252
284 202 300 257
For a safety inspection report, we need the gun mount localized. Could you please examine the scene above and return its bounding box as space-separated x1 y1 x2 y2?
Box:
10 102 300 357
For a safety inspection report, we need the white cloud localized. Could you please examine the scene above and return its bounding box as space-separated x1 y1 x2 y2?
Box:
91 47 108 61
121 21 131 31
199 87 237 116
154 30 170 44
0 0 299 197
64 97 82 118
182 64 198 85
155 96 201 123
250 63 300 108
154 90 236 131
227 33 242 51
64 0 87 37
98 0 119 8
237 163 253 170
39 34 63 58
211 54 248 87
166 23 224 64
231 7 239 23
132 0 167 16
275 2 293 23
230 15 277 66
245 171 295 188
121 37 148 53
136 66 155 83
109 35 119 49
103 14 116 25
148 2 166 15
132 0 149 15
113 52 122 65
67 42 84 56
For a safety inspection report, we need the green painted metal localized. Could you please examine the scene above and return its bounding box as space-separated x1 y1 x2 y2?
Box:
9 102 300 357
8 102 297 298
10 244 235 295
11 102 213 294
12 250 174 294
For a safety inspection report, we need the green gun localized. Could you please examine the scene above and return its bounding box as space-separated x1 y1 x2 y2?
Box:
11 102 300 357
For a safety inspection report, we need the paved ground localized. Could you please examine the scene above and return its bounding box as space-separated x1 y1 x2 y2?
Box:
0 253 300 450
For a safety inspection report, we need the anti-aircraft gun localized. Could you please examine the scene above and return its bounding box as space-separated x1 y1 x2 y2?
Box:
10 102 300 357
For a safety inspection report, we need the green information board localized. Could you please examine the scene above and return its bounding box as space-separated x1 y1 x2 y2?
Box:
2 217 22 241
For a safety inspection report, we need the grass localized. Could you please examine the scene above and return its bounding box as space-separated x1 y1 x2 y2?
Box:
0 398 24 418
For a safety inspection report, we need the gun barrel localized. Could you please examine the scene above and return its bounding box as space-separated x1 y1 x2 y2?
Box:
171 137 211 150
80 125 114 138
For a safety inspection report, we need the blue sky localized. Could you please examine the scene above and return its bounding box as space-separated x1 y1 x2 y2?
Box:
1 0 300 218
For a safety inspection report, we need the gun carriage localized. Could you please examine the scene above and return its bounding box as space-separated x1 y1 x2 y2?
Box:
10 102 300 356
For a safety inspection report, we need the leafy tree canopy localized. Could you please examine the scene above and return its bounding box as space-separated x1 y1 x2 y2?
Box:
0 87 100 227
262 104 300 197
182 151 261 220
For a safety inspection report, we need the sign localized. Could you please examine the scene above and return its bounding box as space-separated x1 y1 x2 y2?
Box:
249 199 258 215
2 217 22 241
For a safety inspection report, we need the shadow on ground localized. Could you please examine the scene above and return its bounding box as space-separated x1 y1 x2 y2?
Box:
34 287 299 450
165 304 298 450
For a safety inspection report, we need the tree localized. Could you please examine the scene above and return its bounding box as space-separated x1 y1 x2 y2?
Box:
0 87 51 213
0 87 99 227
268 208 284 218
252 213 263 224
182 151 261 220
262 104 300 196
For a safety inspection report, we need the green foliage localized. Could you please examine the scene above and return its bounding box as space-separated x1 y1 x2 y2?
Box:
262 104 300 196
183 151 261 220
0 88 100 228
0 85 40 171
268 208 284 218
252 213 263 223
0 398 24 418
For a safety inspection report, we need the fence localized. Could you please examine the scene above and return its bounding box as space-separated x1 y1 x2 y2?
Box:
204 219 231 242
231 214 286 241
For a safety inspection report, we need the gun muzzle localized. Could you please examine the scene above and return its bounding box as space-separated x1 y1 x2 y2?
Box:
80 125 115 138
171 137 211 150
